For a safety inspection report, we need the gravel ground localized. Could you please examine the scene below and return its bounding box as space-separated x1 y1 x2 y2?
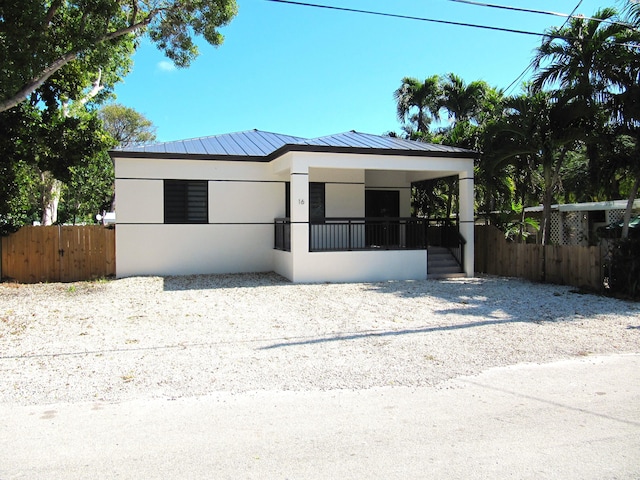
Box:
1 273 638 406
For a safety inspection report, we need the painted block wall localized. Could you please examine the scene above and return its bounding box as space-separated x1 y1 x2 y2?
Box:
116 224 275 277
289 250 427 283
115 157 286 278
115 179 164 224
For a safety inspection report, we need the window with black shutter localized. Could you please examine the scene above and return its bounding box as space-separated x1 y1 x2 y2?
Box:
309 182 325 220
164 180 208 224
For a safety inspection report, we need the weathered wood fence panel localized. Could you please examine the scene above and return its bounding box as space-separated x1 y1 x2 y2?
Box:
1 226 115 283
475 225 603 290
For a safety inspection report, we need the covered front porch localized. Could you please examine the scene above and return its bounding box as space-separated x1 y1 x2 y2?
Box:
270 149 474 283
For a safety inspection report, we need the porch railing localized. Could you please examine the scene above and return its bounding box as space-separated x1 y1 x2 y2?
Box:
274 217 465 259
274 217 291 251
310 217 428 252
449 230 466 268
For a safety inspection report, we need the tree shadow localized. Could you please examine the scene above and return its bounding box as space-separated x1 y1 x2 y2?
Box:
162 272 290 291
259 317 522 350
258 275 639 349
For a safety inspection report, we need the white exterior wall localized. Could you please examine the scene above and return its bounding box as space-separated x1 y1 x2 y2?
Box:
117 224 275 277
115 179 164 224
116 157 285 278
289 250 427 283
115 150 474 282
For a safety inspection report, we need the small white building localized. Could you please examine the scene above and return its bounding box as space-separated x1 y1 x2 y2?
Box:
111 130 476 283
524 199 640 245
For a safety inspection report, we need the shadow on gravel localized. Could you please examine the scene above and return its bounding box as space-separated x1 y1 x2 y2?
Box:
365 276 639 321
259 318 523 350
260 276 639 350
162 272 289 291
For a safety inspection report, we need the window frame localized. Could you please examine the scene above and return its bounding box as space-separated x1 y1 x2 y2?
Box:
163 179 209 224
309 182 326 221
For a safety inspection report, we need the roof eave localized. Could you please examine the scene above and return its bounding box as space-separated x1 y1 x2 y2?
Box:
267 144 477 160
108 150 271 162
109 143 479 162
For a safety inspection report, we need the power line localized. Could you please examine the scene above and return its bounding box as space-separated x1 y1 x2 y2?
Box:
504 1 583 95
265 0 559 39
503 0 583 96
447 0 573 18
266 0 639 43
446 0 635 30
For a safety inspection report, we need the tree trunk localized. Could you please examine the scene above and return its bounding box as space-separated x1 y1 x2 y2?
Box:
39 171 62 225
622 175 640 239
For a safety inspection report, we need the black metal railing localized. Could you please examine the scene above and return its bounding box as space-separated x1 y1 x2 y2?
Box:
275 217 466 261
274 218 291 251
449 230 466 268
309 217 428 252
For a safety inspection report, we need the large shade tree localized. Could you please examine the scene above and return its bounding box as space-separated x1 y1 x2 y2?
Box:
0 0 236 231
0 0 238 112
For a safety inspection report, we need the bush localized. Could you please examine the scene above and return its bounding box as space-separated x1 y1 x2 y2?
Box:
606 238 640 299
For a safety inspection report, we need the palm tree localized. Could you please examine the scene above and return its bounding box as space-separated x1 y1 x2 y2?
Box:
607 3 640 238
441 73 489 125
394 76 442 136
531 7 632 187
489 89 582 248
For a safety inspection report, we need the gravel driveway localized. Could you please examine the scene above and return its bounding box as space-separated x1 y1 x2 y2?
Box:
1 273 638 406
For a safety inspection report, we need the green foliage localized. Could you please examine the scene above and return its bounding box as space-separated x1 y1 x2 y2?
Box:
58 151 115 224
490 202 540 243
606 239 640 299
0 1 222 231
0 99 114 232
99 104 156 147
394 4 640 236
0 0 238 112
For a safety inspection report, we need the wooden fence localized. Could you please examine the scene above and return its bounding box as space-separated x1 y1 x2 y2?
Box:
1 224 605 288
1 226 115 283
475 225 604 291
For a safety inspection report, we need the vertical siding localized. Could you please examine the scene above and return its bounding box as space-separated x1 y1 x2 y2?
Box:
475 225 603 290
1 226 115 283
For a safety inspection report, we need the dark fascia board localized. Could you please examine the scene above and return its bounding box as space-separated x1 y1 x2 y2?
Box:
109 143 479 162
266 143 478 160
108 150 269 162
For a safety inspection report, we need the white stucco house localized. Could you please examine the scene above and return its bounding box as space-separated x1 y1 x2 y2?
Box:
111 130 476 283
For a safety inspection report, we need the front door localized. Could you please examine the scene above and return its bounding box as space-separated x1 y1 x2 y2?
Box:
365 190 400 248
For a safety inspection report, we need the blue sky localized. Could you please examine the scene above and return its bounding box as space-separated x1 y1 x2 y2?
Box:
112 0 610 142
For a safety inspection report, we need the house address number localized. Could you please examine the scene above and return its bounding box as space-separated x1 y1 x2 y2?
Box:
298 199 305 205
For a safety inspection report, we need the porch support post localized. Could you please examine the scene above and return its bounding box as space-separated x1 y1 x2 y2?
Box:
459 169 474 277
290 167 310 257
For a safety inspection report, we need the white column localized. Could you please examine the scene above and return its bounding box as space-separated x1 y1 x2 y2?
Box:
289 169 310 282
459 169 475 277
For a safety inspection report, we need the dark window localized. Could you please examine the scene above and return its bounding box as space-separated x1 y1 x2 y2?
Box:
309 182 325 220
285 182 291 218
164 180 208 224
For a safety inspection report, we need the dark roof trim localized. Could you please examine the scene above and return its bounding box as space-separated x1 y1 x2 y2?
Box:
110 143 478 162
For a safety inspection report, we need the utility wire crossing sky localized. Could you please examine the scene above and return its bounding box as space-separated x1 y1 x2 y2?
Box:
111 0 616 142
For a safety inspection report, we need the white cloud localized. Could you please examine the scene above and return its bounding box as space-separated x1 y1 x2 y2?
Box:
157 61 176 72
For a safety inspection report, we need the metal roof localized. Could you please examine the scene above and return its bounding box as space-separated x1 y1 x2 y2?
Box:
111 129 477 161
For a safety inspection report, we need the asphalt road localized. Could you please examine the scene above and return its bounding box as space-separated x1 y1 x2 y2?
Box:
1 354 639 479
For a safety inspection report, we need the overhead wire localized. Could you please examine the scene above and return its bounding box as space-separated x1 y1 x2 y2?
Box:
446 0 637 31
266 0 639 43
265 0 566 39
266 0 639 94
503 0 582 95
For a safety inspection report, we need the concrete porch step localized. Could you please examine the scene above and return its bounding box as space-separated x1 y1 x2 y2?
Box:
427 247 463 279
